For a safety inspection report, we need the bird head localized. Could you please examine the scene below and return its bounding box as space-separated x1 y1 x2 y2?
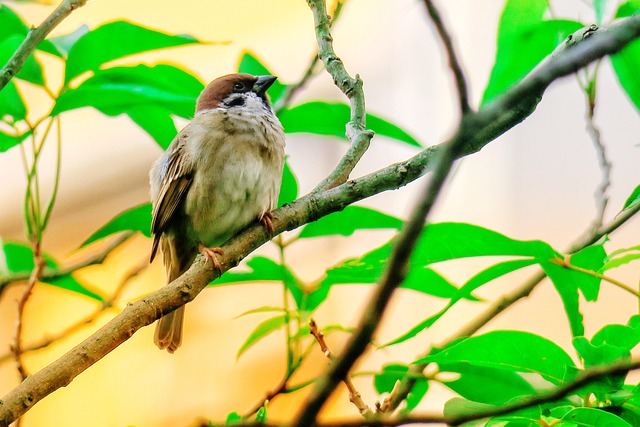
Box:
195 73 277 113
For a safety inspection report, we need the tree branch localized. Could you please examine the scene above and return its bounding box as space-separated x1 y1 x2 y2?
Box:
0 232 133 293
1 14 640 426
204 359 640 426
309 319 373 416
422 0 470 114
307 0 375 193
274 0 348 114
0 0 89 91
0 254 147 366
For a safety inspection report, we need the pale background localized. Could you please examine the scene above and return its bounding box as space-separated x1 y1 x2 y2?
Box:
0 0 639 426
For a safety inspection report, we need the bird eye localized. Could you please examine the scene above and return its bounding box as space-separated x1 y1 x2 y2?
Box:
233 82 245 91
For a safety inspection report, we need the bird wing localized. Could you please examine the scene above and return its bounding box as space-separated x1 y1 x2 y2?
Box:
150 135 194 262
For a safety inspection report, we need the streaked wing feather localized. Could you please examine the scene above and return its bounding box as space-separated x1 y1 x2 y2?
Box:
150 144 194 261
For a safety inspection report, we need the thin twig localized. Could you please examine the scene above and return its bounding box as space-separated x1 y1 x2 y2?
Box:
309 319 373 416
0 232 134 293
242 377 289 419
422 0 471 114
11 241 45 380
0 0 89 91
584 79 611 234
0 255 148 366
274 0 348 113
549 256 640 298
307 0 375 193
2 16 640 426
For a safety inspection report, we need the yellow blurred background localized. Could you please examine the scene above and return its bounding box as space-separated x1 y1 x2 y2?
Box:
1 0 639 426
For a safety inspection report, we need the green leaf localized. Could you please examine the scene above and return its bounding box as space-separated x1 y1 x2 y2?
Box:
373 363 429 412
48 25 90 58
235 306 291 319
255 405 267 423
620 184 640 213
278 102 422 147
215 256 295 284
403 267 479 300
594 0 608 24
327 223 556 283
561 407 632 426
237 51 288 103
1 241 104 301
591 316 640 352
611 39 640 113
225 411 242 424
416 330 576 385
0 80 27 121
236 315 286 359
64 20 201 83
126 104 178 149
541 244 607 338
544 262 585 338
0 129 21 152
54 64 204 118
313 222 557 321
0 5 30 42
0 5 60 57
322 259 468 300
602 245 640 271
277 159 298 208
0 35 45 86
81 203 151 247
384 259 537 347
214 256 305 310
482 14 583 105
572 336 630 394
299 206 403 238
611 3 640 112
444 398 497 422
573 336 630 368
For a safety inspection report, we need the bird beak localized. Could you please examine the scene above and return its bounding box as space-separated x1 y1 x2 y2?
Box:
253 75 277 94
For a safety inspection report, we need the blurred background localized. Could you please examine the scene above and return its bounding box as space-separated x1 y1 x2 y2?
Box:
0 0 639 425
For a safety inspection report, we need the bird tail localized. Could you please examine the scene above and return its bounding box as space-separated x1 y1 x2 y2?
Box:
154 305 185 353
153 235 194 353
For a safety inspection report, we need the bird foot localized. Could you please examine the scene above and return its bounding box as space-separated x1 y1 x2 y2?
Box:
259 211 275 237
198 243 224 272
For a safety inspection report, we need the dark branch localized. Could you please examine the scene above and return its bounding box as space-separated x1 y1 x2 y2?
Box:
293 108 472 425
422 0 471 114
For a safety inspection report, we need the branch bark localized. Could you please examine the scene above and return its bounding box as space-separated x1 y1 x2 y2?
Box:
0 0 89 91
1 13 640 427
199 359 640 426
307 0 375 192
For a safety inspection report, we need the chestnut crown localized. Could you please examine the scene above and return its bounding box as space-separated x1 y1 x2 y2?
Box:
195 73 277 112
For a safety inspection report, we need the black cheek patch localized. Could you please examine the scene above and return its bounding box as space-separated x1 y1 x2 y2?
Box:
226 97 246 108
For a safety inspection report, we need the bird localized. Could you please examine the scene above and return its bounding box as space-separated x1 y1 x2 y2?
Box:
149 73 286 353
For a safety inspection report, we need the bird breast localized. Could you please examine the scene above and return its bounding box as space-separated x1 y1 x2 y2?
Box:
183 109 285 247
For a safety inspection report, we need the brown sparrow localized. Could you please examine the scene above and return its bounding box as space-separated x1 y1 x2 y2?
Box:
149 74 286 353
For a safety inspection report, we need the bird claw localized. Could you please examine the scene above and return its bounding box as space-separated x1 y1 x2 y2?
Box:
259 211 275 237
198 243 224 272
